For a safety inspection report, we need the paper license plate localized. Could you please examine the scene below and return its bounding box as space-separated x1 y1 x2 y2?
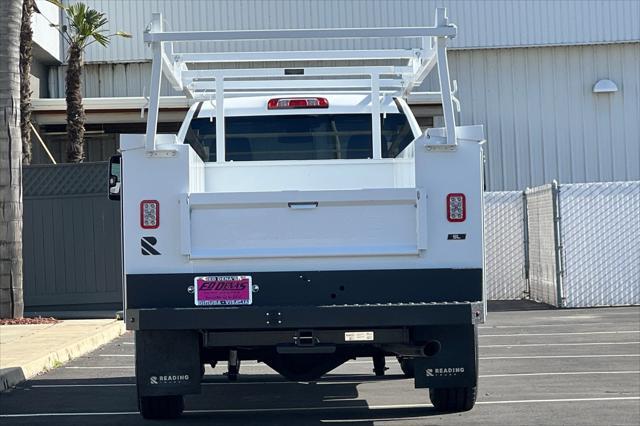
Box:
194 276 252 306
344 331 374 342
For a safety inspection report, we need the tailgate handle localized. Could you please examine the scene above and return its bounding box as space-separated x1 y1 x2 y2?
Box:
288 202 318 210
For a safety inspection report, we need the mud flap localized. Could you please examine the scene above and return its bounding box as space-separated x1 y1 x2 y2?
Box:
413 325 478 389
135 330 201 397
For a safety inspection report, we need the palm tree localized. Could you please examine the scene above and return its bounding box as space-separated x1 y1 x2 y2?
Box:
47 1 130 163
0 0 25 319
20 0 35 165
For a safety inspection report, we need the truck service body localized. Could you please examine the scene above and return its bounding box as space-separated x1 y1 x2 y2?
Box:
110 8 486 419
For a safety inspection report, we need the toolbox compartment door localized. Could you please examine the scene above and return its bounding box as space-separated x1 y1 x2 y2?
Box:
181 188 426 259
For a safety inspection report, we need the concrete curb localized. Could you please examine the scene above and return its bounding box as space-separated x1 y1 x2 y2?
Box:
0 320 126 392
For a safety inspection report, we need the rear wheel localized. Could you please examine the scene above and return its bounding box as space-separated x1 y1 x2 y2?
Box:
138 395 184 419
429 386 477 412
429 325 479 412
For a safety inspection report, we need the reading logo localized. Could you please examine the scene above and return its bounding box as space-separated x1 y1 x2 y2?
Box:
425 367 465 377
149 374 190 385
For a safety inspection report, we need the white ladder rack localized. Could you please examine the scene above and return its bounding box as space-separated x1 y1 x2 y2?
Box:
142 7 458 153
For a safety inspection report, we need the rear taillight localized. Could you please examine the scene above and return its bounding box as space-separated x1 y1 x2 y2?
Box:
267 97 329 109
140 200 160 229
447 193 466 222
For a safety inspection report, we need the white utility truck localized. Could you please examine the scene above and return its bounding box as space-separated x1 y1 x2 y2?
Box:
108 8 485 419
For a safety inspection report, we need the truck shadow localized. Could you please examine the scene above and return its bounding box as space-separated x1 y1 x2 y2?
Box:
487 299 555 311
190 372 441 424
7 374 445 425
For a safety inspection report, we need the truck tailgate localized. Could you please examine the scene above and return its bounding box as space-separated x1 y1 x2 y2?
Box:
181 188 426 259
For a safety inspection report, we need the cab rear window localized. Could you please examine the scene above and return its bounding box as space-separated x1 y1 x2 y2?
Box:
185 112 414 162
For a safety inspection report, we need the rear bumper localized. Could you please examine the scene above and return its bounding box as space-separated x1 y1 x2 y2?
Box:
125 301 484 331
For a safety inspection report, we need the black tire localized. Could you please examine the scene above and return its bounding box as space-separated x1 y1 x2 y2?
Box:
429 386 477 412
397 357 415 378
430 325 479 413
138 395 184 419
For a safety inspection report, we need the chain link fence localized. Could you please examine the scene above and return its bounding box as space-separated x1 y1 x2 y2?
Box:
559 182 640 307
524 183 563 306
484 181 639 308
484 191 528 300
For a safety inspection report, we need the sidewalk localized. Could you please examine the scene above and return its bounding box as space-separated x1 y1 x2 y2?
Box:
0 319 126 391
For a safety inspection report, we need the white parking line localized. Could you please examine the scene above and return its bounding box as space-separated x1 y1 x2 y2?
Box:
479 322 623 329
1 396 638 418
29 370 640 388
481 341 640 348
481 354 640 360
32 383 136 388
98 354 133 357
480 370 640 378
0 412 141 418
476 396 640 405
30 381 366 388
64 366 135 369
481 330 639 337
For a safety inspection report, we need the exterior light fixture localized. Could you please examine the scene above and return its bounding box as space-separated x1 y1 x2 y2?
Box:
593 79 618 93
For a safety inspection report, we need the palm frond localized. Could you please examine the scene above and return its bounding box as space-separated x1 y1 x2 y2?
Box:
91 32 110 47
62 2 114 48
45 0 64 8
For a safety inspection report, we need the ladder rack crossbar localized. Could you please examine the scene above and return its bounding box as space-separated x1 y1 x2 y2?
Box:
182 66 414 80
176 49 422 63
144 26 456 43
188 79 404 93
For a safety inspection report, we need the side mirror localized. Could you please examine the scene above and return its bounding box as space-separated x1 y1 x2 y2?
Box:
108 154 121 201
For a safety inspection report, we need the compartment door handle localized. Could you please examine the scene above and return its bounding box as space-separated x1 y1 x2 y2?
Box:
288 202 319 210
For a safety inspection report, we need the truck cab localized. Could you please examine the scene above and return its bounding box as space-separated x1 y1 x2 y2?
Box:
110 8 486 419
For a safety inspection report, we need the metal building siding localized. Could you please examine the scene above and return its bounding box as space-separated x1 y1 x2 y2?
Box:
48 62 178 97
64 0 640 63
449 43 640 191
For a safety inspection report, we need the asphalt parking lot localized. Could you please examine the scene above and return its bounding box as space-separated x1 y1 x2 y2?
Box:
1 305 639 425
